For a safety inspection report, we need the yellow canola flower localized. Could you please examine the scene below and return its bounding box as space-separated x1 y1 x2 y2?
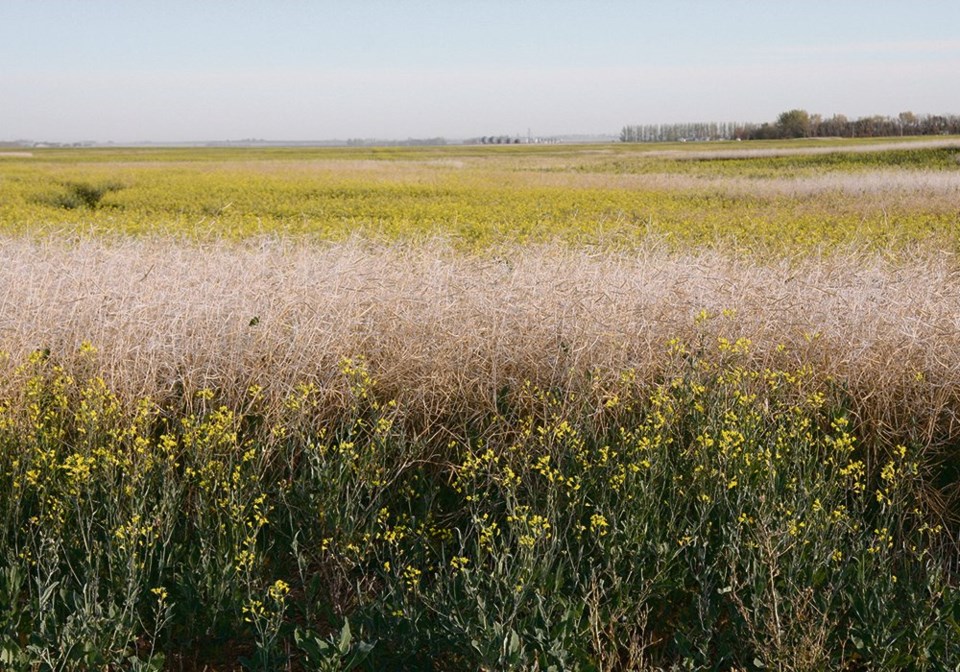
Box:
403 565 422 589
268 579 290 602
589 513 609 537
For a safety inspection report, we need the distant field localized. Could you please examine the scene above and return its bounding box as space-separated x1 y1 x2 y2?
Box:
1 138 958 251
2 139 960 669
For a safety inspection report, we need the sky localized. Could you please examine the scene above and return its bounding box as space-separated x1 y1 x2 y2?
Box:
3 0 960 142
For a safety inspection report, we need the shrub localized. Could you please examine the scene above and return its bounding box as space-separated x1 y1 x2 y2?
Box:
49 181 125 209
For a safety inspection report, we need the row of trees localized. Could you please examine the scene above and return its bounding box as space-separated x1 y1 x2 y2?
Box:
620 111 960 143
619 122 747 143
752 110 960 139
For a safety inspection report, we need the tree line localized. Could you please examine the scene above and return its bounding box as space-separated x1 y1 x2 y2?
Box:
620 110 960 143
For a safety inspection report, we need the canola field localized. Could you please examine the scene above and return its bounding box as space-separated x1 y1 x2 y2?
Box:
1 140 960 670
2 138 960 251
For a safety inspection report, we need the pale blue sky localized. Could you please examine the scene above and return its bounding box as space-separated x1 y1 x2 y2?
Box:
3 1 959 142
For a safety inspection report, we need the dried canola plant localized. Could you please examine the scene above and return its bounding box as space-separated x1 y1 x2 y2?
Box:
2 238 959 444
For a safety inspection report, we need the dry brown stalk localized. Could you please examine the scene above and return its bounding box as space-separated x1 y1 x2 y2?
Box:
1 236 959 448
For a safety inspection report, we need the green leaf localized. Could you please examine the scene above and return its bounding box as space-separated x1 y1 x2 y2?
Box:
508 629 521 656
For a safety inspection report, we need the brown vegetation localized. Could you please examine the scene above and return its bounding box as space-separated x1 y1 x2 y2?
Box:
3 237 959 449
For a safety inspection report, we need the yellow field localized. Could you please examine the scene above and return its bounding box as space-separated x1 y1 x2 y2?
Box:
1 139 959 253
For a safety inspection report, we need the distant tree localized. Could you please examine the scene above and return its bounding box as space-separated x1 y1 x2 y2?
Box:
925 115 948 135
809 113 823 135
855 115 885 137
776 109 811 138
750 122 780 140
898 111 918 136
819 114 850 138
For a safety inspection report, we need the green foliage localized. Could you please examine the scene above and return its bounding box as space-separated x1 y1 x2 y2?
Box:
0 339 957 669
293 621 375 672
777 109 813 139
46 180 125 209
